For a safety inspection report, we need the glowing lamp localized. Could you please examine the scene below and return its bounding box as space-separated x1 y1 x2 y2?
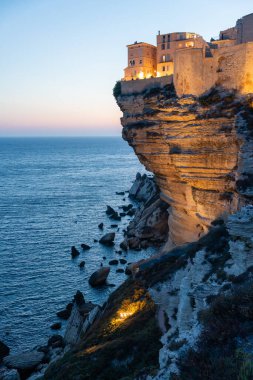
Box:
139 71 144 79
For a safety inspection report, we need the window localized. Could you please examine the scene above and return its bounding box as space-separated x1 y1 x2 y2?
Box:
162 35 166 42
162 43 165 50
167 34 171 42
162 66 165 71
139 59 142 64
162 55 166 62
167 42 170 49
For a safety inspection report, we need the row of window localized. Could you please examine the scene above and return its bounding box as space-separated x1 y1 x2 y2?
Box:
161 41 195 50
161 33 185 42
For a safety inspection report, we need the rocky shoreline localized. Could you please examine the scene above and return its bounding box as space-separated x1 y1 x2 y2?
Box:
0 173 168 380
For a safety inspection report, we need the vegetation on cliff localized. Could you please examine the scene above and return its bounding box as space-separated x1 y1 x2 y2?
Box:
44 279 162 380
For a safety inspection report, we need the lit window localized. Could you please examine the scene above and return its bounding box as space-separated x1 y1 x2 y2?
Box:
162 55 166 62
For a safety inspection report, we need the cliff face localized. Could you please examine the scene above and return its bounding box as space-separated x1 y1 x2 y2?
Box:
117 86 253 248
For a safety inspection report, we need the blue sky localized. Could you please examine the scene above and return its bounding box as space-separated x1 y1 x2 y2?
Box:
0 0 252 136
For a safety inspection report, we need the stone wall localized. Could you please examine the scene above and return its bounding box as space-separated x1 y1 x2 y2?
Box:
174 42 253 96
121 75 172 96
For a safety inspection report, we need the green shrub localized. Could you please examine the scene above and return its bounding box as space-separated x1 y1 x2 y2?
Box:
113 81 121 99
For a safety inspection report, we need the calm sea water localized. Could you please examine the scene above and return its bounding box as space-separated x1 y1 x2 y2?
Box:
0 137 153 353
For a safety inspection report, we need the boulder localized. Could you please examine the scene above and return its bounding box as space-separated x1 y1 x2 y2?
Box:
50 322 61 330
111 224 118 228
0 340 10 361
98 223 104 230
120 240 128 251
66 302 73 312
47 335 64 349
122 204 133 212
94 239 98 242
116 269 125 273
71 246 80 258
116 191 125 195
81 243 91 250
110 213 121 221
89 267 110 287
3 350 45 371
99 233 115 246
73 290 85 306
0 368 20 380
56 309 71 320
125 264 132 275
127 209 135 216
119 258 127 264
109 259 119 265
79 261 85 268
106 206 116 215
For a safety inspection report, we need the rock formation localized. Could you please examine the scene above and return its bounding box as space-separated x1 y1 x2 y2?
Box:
121 173 169 249
116 85 253 248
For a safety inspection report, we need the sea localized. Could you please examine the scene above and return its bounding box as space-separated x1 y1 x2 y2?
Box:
0 137 154 353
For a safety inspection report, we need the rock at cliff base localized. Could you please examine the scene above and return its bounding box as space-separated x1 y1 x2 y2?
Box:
0 368 20 380
116 268 124 273
81 243 91 250
71 246 80 258
98 223 104 230
50 322 61 330
0 340 10 361
79 261 85 268
99 233 115 246
110 212 121 221
88 267 110 287
56 309 71 320
105 206 116 215
3 350 45 371
47 335 64 349
109 259 119 265
119 258 127 264
73 290 85 306
119 240 128 251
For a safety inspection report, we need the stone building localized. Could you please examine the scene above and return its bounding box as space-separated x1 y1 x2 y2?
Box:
174 13 253 96
236 13 253 44
156 32 206 77
124 42 157 81
122 13 253 97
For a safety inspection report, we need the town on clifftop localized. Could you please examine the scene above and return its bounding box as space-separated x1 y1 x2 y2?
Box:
121 13 253 97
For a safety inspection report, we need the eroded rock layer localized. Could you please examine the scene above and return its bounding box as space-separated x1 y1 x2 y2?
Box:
117 86 253 247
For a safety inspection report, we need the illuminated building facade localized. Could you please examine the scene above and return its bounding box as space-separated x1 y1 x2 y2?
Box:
124 42 157 81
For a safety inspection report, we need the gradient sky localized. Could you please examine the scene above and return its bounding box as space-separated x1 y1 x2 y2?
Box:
1 0 253 136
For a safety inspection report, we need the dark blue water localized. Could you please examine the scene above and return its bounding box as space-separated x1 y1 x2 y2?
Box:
0 137 153 353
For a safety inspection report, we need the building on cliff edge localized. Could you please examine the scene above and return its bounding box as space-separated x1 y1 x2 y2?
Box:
121 13 253 96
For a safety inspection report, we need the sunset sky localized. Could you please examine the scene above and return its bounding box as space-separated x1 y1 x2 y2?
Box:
1 0 253 136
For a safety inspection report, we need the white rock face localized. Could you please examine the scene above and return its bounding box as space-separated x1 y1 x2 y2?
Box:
148 206 253 379
64 303 99 346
